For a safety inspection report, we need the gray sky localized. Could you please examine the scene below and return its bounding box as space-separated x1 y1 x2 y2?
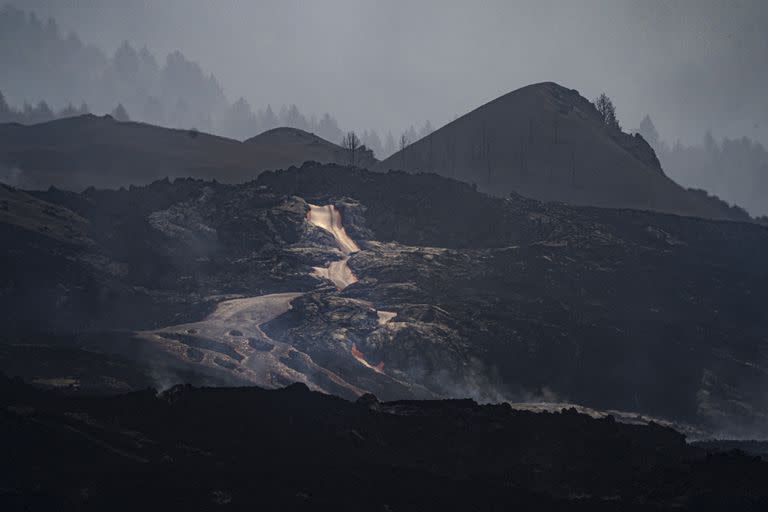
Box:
20 0 768 145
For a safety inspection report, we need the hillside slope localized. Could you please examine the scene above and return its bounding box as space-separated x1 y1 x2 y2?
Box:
2 164 768 435
0 116 351 190
381 82 750 222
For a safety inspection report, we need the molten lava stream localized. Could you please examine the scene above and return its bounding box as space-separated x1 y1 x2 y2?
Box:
351 343 384 372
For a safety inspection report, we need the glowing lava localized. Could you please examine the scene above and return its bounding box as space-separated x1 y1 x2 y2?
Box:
307 204 361 290
351 343 385 372
306 204 360 255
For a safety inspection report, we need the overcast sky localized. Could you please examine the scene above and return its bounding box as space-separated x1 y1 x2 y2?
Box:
19 0 768 145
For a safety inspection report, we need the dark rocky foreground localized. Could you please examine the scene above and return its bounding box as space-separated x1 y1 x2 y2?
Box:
2 375 768 511
2 163 768 435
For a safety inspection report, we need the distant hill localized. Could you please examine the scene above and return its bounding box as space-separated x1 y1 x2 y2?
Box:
244 127 377 167
381 82 751 222
0 115 354 190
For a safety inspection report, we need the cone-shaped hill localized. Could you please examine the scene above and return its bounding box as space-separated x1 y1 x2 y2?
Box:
381 82 749 221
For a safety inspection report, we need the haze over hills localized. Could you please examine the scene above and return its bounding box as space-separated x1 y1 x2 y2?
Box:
0 115 358 190
382 82 752 222
0 82 758 226
4 3 767 216
637 115 768 219
0 5 354 144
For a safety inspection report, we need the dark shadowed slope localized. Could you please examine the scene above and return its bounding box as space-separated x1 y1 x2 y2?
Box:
381 82 751 222
3 376 768 511
0 116 351 190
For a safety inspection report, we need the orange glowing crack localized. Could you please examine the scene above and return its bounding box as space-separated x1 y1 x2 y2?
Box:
351 343 385 372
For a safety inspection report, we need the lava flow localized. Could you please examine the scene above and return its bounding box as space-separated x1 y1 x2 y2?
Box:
351 343 385 372
307 203 360 290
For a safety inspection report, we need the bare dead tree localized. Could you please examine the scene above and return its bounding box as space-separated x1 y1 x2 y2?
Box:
341 131 361 167
593 93 621 131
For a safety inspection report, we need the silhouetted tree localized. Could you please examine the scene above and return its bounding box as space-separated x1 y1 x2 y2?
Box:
59 103 79 118
283 104 308 131
361 129 383 158
27 101 54 124
594 93 620 131
112 103 130 122
0 6 370 142
114 41 140 81
638 114 659 149
341 131 361 167
357 145 375 169
261 105 279 131
318 113 342 143
659 131 768 217
223 97 256 138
